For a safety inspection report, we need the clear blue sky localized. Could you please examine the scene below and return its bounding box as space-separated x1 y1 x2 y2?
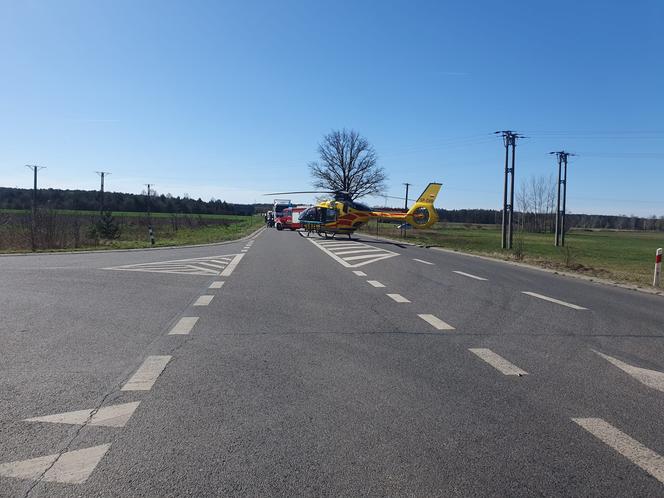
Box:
1 0 662 216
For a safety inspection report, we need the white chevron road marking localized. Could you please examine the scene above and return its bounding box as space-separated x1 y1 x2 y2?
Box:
24 402 140 427
309 239 399 268
103 254 238 276
593 350 664 392
0 444 111 484
573 418 664 484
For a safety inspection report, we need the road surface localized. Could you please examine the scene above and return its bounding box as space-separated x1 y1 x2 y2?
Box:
2 227 664 496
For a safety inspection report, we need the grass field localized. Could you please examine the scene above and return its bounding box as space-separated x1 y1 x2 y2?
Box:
0 210 264 252
364 222 664 288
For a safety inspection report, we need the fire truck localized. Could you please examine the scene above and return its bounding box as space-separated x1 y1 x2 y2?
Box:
274 205 311 231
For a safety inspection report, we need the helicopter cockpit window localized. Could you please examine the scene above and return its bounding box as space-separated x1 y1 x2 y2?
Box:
324 209 337 222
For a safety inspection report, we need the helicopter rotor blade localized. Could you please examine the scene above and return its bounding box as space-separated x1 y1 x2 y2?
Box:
263 191 334 196
381 195 417 202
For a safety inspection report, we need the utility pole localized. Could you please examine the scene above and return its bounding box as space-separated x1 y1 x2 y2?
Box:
401 182 412 238
495 131 523 249
25 164 45 251
145 183 155 245
95 171 111 216
550 151 575 246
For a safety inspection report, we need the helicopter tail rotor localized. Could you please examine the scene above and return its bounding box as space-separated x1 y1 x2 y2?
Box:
404 183 442 229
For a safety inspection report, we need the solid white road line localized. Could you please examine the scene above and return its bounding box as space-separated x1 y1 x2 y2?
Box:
367 280 386 288
572 418 664 484
121 355 172 391
24 402 141 428
387 293 411 303
220 253 245 276
0 444 111 484
593 350 664 393
209 281 225 289
453 270 488 281
521 291 587 310
168 316 199 335
193 295 214 306
469 348 528 376
418 314 455 330
353 270 367 276
413 258 434 265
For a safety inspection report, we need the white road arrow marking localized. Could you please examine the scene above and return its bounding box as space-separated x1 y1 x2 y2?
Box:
24 402 140 427
0 444 111 484
593 350 664 393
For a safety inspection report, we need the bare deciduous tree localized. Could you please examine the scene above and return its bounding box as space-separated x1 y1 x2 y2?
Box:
517 174 556 233
309 129 387 199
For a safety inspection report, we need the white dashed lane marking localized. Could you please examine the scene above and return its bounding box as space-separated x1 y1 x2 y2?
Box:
593 350 664 393
573 418 664 484
387 293 411 303
24 402 141 428
209 281 225 289
413 258 434 265
121 355 172 391
309 239 399 267
453 270 487 281
469 348 528 376
0 444 111 484
168 316 199 335
522 291 587 310
193 295 214 306
367 280 386 288
418 314 455 330
353 270 367 277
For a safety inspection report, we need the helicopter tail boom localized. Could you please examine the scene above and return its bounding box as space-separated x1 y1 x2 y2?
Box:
369 183 441 229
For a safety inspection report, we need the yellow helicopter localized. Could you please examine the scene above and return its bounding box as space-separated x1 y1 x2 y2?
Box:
266 182 442 239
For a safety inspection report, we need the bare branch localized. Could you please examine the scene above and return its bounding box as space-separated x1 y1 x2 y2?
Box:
308 129 387 199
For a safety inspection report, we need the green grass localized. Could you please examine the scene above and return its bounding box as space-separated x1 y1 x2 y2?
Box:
364 222 664 287
89 215 264 250
0 213 264 253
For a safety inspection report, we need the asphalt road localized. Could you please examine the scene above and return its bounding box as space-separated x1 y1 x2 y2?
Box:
2 226 664 496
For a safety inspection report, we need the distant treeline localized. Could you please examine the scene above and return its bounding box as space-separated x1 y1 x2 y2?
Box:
2 187 662 231
0 187 260 216
436 208 664 231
